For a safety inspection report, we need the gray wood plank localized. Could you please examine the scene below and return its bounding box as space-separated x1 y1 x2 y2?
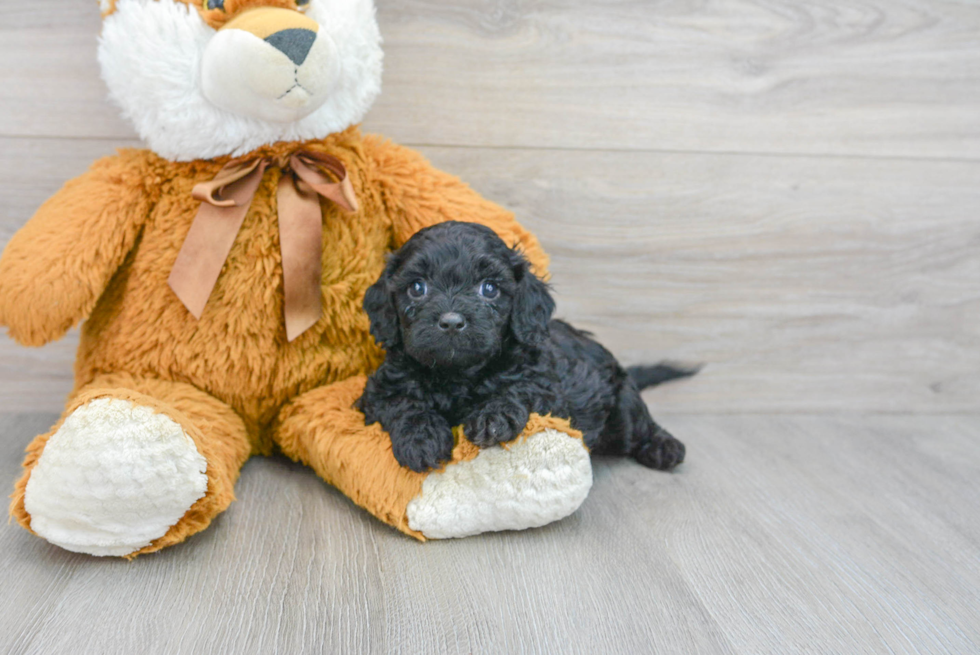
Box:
2 138 978 413
413 146 980 414
633 414 980 655
2 413 978 654
373 0 980 158
0 22 130 141
2 1 979 159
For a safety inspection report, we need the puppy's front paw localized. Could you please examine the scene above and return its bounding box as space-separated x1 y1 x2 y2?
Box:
464 401 530 448
389 413 455 473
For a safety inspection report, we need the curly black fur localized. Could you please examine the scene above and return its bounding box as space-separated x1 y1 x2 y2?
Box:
356 221 695 473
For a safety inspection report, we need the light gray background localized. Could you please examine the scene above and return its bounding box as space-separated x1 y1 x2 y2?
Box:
1 1 978 653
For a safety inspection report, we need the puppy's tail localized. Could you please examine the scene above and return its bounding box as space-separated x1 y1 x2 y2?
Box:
627 362 701 391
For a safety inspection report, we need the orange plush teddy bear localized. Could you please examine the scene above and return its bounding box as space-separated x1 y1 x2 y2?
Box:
0 0 592 557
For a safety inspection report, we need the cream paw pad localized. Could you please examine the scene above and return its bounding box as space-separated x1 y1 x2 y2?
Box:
407 429 593 540
23 398 208 557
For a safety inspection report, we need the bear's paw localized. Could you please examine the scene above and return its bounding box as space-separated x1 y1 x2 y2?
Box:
23 398 208 556
406 428 593 539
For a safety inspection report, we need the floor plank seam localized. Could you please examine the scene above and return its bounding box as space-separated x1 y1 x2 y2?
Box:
1 133 978 165
376 142 980 164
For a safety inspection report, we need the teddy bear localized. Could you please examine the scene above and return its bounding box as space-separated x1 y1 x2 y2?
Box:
0 0 593 558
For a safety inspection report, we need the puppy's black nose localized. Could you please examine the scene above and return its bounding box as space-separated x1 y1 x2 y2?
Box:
438 312 466 333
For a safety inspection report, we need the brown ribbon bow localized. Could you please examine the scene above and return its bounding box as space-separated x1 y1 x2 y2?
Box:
168 150 358 342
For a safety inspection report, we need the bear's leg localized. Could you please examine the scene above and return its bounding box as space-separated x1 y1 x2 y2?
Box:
9 374 251 557
272 376 594 540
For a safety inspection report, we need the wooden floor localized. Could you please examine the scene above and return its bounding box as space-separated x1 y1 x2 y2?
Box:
1 1 979 653
2 413 979 654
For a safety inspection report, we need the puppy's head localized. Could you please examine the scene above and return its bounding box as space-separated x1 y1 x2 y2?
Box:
364 222 555 370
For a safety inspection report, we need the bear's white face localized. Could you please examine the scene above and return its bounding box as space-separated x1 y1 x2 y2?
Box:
200 6 343 123
99 0 383 161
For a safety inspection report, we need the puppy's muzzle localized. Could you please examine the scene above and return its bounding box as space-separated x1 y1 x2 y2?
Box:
438 312 467 334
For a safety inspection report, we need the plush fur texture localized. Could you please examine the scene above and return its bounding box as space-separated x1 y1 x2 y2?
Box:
100 0 383 161
2 130 585 553
276 381 587 540
2 0 595 556
358 222 690 472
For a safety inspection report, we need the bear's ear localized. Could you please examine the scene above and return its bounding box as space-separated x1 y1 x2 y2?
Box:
508 248 555 347
363 255 403 350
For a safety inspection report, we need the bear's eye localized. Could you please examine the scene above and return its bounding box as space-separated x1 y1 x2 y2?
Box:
479 280 500 300
206 0 225 10
407 280 427 300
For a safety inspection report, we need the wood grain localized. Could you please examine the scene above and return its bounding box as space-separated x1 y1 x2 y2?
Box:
2 1 979 159
428 146 980 414
3 1 980 653
3 138 978 413
2 412 978 654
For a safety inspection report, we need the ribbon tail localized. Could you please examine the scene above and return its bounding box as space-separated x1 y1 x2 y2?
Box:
169 161 266 318
277 174 324 341
336 175 359 213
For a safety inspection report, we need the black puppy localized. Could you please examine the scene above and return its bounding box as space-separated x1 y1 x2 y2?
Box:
356 221 695 473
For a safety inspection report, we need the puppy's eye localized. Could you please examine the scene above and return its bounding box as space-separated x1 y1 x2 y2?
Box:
479 280 500 299
407 280 427 299
205 0 224 10
296 0 310 7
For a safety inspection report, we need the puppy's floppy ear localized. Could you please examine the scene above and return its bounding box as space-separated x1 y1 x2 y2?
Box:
508 248 555 346
363 255 403 350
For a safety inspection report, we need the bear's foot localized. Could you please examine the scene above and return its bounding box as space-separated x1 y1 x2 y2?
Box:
406 428 593 539
23 397 208 556
273 377 593 540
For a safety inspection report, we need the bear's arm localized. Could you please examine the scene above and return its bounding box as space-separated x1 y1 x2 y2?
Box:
364 136 551 277
0 152 152 346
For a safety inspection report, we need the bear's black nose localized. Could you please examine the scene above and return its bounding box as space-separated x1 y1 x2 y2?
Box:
438 312 466 333
265 28 317 66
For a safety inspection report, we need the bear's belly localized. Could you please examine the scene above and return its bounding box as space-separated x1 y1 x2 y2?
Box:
74 196 390 428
